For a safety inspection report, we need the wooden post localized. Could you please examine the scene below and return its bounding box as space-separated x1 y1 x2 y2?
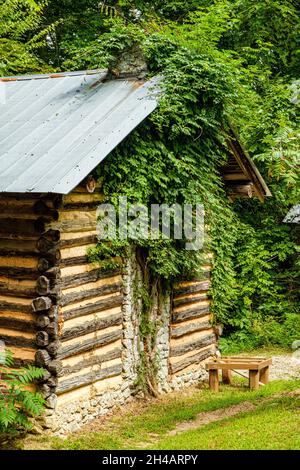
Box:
249 370 259 390
209 369 219 392
222 368 232 384
259 366 269 385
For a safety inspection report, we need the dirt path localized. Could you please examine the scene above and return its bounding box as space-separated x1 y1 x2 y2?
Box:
153 353 300 444
269 354 300 380
168 401 256 436
163 385 300 441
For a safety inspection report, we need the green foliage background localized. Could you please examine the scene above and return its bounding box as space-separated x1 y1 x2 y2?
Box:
0 0 299 351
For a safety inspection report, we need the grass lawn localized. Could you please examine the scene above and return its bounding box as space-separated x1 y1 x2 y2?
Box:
17 378 300 451
151 396 300 450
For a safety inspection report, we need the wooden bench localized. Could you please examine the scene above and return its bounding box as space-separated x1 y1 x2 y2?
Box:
205 356 272 392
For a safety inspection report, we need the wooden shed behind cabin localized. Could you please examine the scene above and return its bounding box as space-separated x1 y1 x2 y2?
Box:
0 71 270 434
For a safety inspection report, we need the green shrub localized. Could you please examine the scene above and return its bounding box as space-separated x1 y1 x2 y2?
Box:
253 314 300 349
219 313 300 354
0 349 45 435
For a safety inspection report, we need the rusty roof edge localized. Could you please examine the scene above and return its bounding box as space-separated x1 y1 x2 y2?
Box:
0 69 109 82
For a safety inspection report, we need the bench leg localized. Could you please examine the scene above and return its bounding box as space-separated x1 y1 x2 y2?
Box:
249 370 259 390
209 370 219 392
259 366 269 384
222 369 232 384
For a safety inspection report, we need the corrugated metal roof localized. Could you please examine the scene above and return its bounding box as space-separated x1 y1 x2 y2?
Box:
283 205 300 223
0 70 159 194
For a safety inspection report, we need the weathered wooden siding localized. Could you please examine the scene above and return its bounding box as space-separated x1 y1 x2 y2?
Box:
169 263 216 378
0 194 59 367
53 186 124 400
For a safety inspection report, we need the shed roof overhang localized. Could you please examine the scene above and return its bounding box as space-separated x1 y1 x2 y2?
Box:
221 124 272 201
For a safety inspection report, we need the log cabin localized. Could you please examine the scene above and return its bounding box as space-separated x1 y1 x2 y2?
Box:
0 69 271 434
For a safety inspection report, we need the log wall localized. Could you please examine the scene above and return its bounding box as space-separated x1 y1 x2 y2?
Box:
52 186 124 405
0 194 60 372
169 261 216 386
0 186 125 414
0 186 217 434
